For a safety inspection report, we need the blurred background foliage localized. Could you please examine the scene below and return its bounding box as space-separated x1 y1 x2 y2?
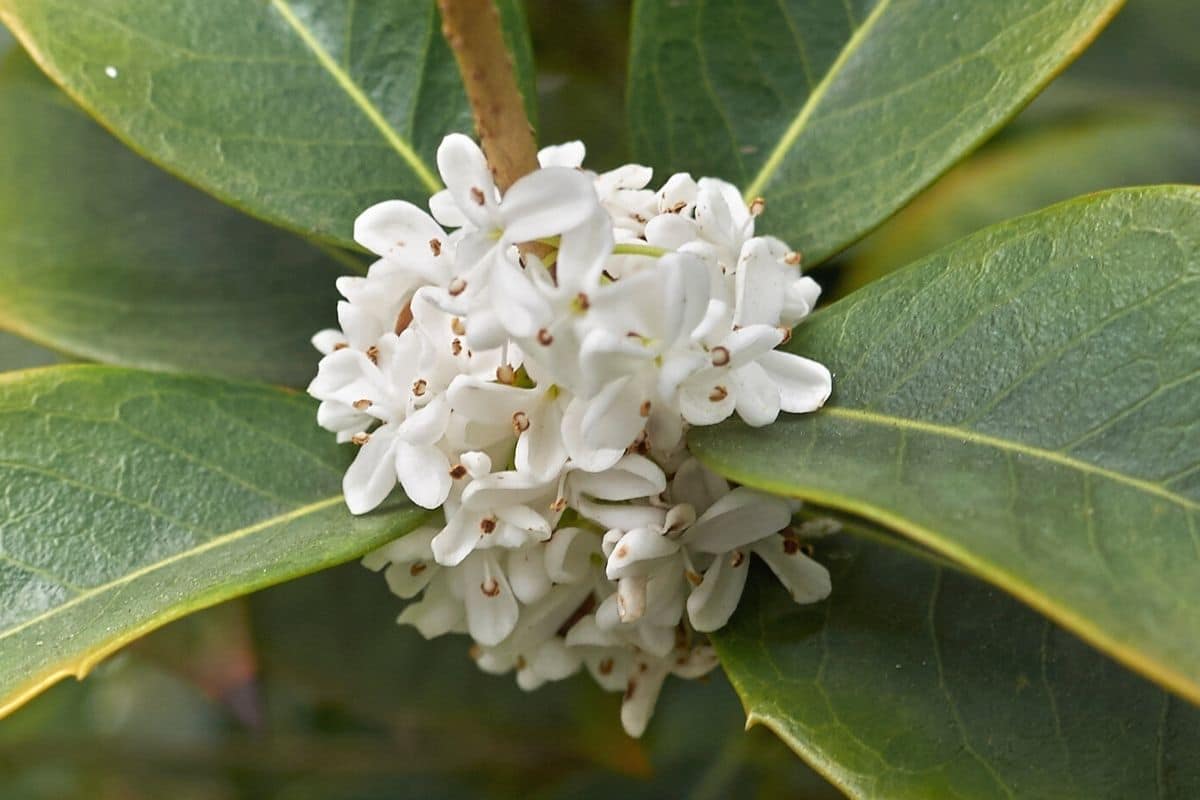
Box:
1 0 1196 797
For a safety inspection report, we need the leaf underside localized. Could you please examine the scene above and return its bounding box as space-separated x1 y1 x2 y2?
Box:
715 532 1200 799
692 186 1200 704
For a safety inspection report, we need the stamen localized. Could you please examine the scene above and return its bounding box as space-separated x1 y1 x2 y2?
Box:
429 238 443 256
365 345 380 364
412 378 427 396
537 328 554 346
480 578 501 597
470 187 486 206
480 517 497 534
729 550 746 568
784 250 803 266
512 411 530 434
639 400 652 417
451 316 466 335
709 385 728 402
449 464 468 479
409 562 428 576
351 432 371 446
451 338 463 356
496 364 516 384
448 277 467 296
711 346 730 367
352 398 371 410
749 196 766 216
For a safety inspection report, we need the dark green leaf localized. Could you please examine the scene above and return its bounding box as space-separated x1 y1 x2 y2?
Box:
0 365 425 717
0 0 534 247
0 46 353 387
841 110 1200 293
716 531 1200 799
627 0 1122 264
0 332 62 371
692 186 1200 702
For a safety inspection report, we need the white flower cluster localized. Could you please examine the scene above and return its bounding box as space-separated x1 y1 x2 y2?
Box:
308 134 833 736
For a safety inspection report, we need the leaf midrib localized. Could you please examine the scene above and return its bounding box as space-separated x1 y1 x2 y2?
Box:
823 406 1197 510
741 0 896 201
267 0 441 193
0 494 345 644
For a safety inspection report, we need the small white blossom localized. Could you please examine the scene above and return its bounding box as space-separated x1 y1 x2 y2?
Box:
316 134 834 738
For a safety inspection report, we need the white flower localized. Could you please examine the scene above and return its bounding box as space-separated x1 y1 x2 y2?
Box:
311 132 836 738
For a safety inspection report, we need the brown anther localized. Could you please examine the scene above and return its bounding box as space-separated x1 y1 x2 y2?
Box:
729 550 746 568
624 679 637 701
409 562 428 576
448 277 467 296
669 201 687 213
351 432 371 446
632 213 648 224
550 496 567 512
332 342 349 351
639 400 652 417
449 464 468 479
496 364 516 384
512 411 530 435
638 662 649 673
451 338 463 356
784 250 803 266
749 196 766 216
412 378 427 397
450 316 466 335
711 346 731 367
365 345 380 364
470 187 486 206
778 326 792 345
709 385 729 402
783 537 800 555
537 328 554 346
515 655 527 670
481 578 501 597
468 644 482 659
575 292 590 310
480 517 497 534
686 570 703 587
394 304 413 334
429 238 443 256
598 658 614 675
615 545 629 559
353 398 371 411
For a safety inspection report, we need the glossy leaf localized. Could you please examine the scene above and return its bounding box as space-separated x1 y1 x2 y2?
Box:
715 531 1200 799
0 46 354 387
692 186 1200 702
842 110 1200 293
0 365 425 717
627 0 1122 264
0 0 534 247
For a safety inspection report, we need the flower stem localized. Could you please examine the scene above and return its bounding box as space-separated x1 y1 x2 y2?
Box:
612 243 669 258
437 0 538 194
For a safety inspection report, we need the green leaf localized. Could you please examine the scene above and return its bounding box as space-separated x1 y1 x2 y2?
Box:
0 365 425 717
842 109 1200 293
691 186 1200 703
0 46 355 388
627 0 1123 265
0 0 534 247
715 530 1200 799
0 332 62 372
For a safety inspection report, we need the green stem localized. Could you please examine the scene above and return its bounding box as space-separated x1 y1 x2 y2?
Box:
612 243 669 258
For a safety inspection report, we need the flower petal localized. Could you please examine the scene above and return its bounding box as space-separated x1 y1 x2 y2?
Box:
686 551 750 632
733 361 782 428
606 528 680 580
753 536 832 604
507 545 552 605
758 350 832 413
395 441 452 509
683 487 792 553
463 552 520 646
436 133 497 229
501 167 601 242
342 428 399 514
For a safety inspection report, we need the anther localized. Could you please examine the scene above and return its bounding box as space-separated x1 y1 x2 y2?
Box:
451 338 463 356
639 400 652 417
711 346 730 367
332 342 348 351
729 550 746 568
412 379 427 397
537 328 554 346
778 326 792 345
749 196 766 216
429 238 442 256
783 537 800 555
450 316 466 335
449 464 468 479
686 570 703 587
481 578 501 597
351 432 371 446
709 385 728 402
784 250 803 266
480 517 497 534
448 277 467 296
512 411 530 435
409 562 427 576
353 398 371 411
365 345 380 364
496 364 516 384
470 187 486 206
